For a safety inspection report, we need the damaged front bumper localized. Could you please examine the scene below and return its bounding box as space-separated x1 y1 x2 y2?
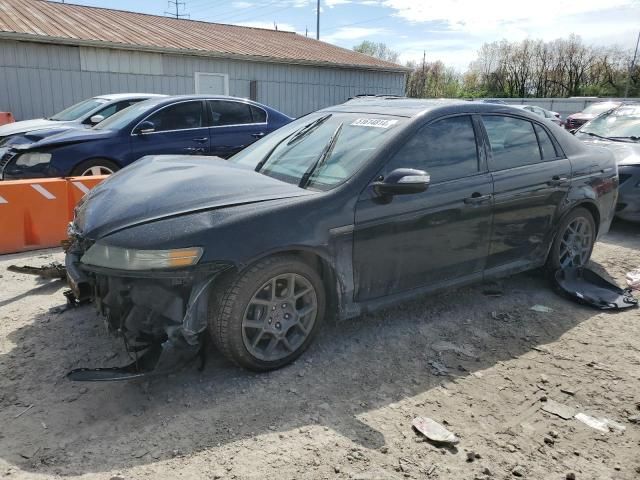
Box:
65 248 231 381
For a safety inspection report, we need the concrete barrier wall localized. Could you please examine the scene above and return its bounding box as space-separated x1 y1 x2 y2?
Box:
484 98 638 118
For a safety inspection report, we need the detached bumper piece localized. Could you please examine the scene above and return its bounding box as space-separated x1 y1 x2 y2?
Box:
67 337 202 382
65 251 229 381
554 267 638 310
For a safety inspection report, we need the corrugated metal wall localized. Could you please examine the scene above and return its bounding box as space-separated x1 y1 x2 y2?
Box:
0 39 406 120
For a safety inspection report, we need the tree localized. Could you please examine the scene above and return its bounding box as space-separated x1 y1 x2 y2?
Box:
353 41 400 64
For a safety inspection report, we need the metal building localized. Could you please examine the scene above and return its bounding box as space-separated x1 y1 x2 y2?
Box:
0 0 408 120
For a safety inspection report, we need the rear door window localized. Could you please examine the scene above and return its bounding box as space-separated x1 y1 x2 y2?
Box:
146 101 204 132
482 115 542 170
208 101 253 126
534 124 558 160
389 115 480 183
250 105 267 123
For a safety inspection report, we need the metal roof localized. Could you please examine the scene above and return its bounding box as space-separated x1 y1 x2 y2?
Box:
0 0 409 72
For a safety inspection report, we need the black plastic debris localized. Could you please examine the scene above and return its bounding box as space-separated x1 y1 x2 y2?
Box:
554 267 638 310
8 262 66 280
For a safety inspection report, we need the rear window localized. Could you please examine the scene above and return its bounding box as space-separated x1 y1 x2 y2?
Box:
250 105 267 123
534 124 558 159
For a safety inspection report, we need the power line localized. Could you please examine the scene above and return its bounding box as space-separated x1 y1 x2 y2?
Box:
165 0 189 19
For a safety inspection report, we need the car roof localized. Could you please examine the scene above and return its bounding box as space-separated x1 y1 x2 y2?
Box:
94 93 168 101
325 97 547 119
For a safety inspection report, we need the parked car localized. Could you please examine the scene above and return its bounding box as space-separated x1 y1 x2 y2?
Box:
574 103 640 222
565 101 621 130
0 96 292 179
512 105 563 125
0 93 165 147
478 99 508 105
65 98 617 378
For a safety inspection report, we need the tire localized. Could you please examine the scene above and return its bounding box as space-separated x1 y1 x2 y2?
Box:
209 255 326 371
547 207 596 271
70 158 120 176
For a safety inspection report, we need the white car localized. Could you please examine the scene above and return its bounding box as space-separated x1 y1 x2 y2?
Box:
0 93 167 147
512 105 563 126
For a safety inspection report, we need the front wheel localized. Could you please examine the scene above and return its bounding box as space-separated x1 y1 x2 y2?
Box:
209 255 325 371
547 207 596 271
71 158 120 176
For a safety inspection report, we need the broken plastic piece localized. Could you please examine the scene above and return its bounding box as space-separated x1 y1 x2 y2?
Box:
626 269 640 290
574 413 626 433
412 417 460 445
8 262 66 280
554 267 638 310
66 338 201 382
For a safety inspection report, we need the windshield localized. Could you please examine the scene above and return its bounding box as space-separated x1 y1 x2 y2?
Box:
578 105 640 140
582 102 619 115
94 98 165 131
49 98 108 121
229 112 406 191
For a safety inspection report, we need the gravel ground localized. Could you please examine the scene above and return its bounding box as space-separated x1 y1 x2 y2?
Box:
0 220 639 480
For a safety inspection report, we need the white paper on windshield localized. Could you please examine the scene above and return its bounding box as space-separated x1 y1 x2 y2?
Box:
351 118 398 128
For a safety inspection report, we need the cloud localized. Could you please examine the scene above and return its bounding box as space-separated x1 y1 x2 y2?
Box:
235 21 298 32
322 26 387 42
231 1 253 8
382 0 636 30
325 0 352 6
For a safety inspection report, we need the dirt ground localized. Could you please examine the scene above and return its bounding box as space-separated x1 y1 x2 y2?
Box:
0 221 639 480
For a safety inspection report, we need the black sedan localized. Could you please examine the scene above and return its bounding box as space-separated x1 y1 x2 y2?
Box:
65 98 618 379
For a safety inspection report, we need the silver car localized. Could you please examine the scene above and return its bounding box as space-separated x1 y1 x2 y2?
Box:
0 93 167 148
575 103 640 222
512 105 563 126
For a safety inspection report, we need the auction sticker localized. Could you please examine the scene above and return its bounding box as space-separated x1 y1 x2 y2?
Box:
351 118 398 128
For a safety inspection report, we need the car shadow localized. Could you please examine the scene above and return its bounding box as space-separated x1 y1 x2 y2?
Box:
0 263 613 476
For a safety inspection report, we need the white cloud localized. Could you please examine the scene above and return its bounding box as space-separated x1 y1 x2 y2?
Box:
323 26 387 42
231 1 253 8
325 0 352 7
235 21 298 32
382 0 636 30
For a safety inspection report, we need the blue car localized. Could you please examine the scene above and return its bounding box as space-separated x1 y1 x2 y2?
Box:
0 95 292 179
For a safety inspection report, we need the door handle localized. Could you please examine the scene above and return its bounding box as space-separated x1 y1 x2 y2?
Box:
463 192 492 205
192 137 208 143
185 147 206 153
547 175 569 186
251 132 266 139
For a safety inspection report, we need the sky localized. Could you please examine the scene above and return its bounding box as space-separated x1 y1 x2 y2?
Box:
56 0 640 70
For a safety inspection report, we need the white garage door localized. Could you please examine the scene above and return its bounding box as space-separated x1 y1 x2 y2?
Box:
195 72 229 95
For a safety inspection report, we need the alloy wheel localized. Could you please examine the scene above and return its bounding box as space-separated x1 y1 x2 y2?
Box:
81 165 115 176
558 216 592 268
242 273 317 362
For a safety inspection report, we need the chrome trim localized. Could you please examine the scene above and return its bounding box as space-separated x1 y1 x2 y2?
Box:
130 99 269 136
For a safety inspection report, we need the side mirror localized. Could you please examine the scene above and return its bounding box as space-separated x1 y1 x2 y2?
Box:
373 168 430 198
135 121 155 135
89 114 105 125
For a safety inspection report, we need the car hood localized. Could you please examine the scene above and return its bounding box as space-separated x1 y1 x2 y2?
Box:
581 138 640 166
75 155 315 239
567 113 594 121
14 127 115 150
0 118 74 137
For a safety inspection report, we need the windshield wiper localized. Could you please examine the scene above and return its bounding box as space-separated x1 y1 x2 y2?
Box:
608 136 640 142
254 114 333 173
286 114 332 146
581 131 611 140
299 123 343 189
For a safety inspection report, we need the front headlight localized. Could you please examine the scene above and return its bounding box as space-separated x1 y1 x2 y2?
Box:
81 243 203 270
15 152 51 167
